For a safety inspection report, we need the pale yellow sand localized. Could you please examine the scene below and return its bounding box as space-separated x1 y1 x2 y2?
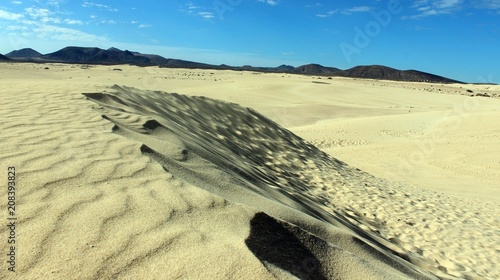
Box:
0 63 499 279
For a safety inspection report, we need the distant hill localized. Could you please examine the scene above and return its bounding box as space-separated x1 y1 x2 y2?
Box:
131 52 169 65
6 48 42 59
337 65 462 83
0 54 10 61
277 64 295 71
2 46 464 83
292 64 341 75
39 46 152 65
160 58 217 69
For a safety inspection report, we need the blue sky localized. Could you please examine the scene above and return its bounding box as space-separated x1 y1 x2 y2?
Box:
0 0 499 83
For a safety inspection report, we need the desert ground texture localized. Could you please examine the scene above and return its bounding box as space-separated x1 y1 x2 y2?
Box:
0 63 499 279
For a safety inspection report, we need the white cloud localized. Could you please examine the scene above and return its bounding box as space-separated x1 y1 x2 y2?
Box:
258 0 278 6
25 7 61 23
345 6 372 13
199 12 215 19
82 1 118 12
306 3 322 8
1 3 111 52
25 7 50 18
47 0 61 7
436 0 462 9
100 19 116 24
33 24 108 42
405 0 463 18
0 10 24 20
11 1 22 4
6 25 28 31
64 19 83 25
131 21 152 28
474 0 500 10
316 10 338 18
183 4 216 20
317 6 371 18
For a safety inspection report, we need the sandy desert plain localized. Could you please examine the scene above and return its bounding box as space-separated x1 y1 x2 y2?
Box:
0 62 499 280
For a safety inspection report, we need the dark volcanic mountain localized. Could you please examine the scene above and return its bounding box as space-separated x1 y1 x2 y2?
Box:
131 53 169 65
0 54 10 61
40 46 152 65
160 58 217 69
3 46 464 83
338 65 462 83
6 48 42 59
277 64 295 71
293 64 341 75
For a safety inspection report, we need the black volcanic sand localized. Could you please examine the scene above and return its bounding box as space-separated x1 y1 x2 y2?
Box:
82 85 496 279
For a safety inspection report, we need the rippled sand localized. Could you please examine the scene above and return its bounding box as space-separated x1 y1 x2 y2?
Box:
0 63 499 279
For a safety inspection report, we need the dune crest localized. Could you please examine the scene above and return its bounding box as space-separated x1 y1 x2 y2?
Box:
83 85 498 279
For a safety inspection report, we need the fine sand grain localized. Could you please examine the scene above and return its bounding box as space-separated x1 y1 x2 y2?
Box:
0 63 499 279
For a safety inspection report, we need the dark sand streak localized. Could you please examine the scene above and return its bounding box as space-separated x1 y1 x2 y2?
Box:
83 85 441 279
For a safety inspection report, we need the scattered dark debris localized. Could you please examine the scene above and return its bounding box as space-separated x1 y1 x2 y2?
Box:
475 93 490 97
404 219 416 226
312 81 331 85
180 149 189 161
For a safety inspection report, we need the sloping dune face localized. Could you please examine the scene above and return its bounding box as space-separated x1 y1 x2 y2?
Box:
84 85 497 279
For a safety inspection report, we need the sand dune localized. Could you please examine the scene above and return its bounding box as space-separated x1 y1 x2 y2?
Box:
0 63 499 279
80 84 497 279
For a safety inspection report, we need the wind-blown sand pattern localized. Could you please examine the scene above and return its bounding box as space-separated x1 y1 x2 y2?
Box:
81 85 496 279
0 63 499 279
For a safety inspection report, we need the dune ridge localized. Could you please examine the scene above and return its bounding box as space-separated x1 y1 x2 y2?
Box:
83 85 498 279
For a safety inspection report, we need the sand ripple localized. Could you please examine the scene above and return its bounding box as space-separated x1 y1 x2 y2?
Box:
82 85 499 279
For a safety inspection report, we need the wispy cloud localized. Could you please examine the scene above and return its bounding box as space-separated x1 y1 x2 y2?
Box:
316 6 372 18
81 1 118 12
258 0 279 6
198 12 215 19
343 6 372 14
317 10 338 18
0 9 24 20
100 19 116 24
404 0 463 19
21 7 84 26
25 7 61 23
11 1 22 5
1 4 109 48
6 25 29 31
64 19 83 25
184 4 216 20
129 20 152 29
47 0 61 7
306 3 322 8
33 24 107 42
474 0 500 10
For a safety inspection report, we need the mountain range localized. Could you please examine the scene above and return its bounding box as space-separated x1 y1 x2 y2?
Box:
2 47 463 83
0 54 11 61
